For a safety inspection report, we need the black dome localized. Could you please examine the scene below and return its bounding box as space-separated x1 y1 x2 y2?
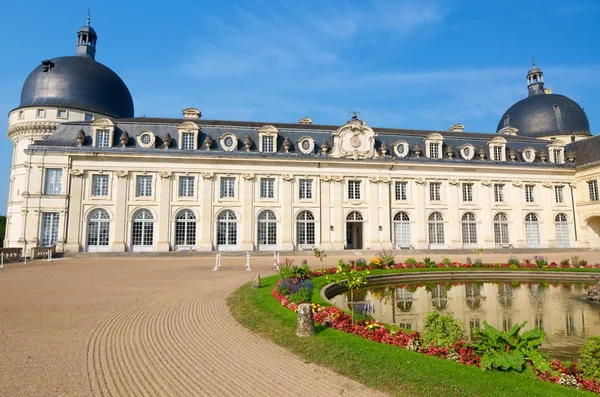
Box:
497 93 590 138
19 56 134 118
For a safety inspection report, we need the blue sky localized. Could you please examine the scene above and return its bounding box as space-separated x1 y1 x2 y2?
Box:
0 0 599 213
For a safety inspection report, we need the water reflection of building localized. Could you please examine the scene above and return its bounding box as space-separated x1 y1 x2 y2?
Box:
331 282 600 359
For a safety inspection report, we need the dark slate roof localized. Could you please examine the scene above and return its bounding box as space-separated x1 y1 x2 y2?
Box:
18 56 134 118
497 93 591 138
29 117 575 168
566 135 600 168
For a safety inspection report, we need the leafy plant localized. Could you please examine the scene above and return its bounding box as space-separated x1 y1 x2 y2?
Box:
422 311 464 348
474 321 550 373
442 257 452 267
523 258 532 265
327 260 369 323
352 302 375 322
581 336 600 380
376 250 396 267
423 257 436 268
313 247 327 268
405 258 417 266
580 259 588 266
560 258 570 267
474 259 483 268
507 256 520 267
571 255 580 266
534 255 548 268
277 258 296 280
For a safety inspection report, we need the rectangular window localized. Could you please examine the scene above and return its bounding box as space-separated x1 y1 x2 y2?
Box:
220 177 235 198
494 184 504 203
57 109 68 119
555 185 564 203
552 148 562 164
44 168 63 195
299 179 312 200
96 130 110 147
525 185 535 203
429 142 439 159
36 109 45 118
262 136 274 153
181 132 195 150
18 111 24 119
260 178 275 199
429 182 441 201
41 212 60 247
589 180 599 202
493 146 503 161
179 176 195 197
395 181 407 201
84 113 94 121
348 180 361 200
136 175 153 197
462 183 473 202
92 175 109 197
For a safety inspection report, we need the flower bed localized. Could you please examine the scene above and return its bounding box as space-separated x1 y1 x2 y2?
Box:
271 262 600 394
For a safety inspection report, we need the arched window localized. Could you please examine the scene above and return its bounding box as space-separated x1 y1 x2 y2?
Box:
131 209 154 251
525 213 540 248
498 283 513 309
257 210 277 250
217 210 237 249
396 288 414 312
555 213 570 248
465 284 482 309
393 212 411 249
493 213 509 246
346 211 363 221
428 212 444 246
175 210 196 247
296 211 315 247
461 212 477 246
430 285 448 310
87 209 110 251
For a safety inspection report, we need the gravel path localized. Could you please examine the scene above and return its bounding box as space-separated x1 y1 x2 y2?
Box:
0 257 387 397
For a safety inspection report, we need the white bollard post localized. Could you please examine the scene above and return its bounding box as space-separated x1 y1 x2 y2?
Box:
246 252 251 271
0 252 4 269
213 252 219 271
48 249 52 262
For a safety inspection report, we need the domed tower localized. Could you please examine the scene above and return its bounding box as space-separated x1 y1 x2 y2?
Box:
496 60 591 143
5 18 134 250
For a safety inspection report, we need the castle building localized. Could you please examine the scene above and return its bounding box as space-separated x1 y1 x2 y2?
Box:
6 21 600 254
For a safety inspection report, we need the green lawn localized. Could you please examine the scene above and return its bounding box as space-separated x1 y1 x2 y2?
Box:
227 273 593 397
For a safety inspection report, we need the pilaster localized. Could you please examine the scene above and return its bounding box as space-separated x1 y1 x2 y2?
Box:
110 171 128 252
65 172 84 252
198 173 214 251
156 172 172 251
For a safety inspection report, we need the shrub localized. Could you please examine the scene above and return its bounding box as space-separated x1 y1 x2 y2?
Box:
422 311 464 348
560 258 570 267
442 257 452 267
278 259 296 280
423 257 436 268
405 258 417 266
287 279 314 303
523 258 532 265
474 259 483 268
376 250 396 268
474 321 550 373
534 255 548 268
571 255 580 266
580 259 589 266
581 336 600 380
507 256 520 267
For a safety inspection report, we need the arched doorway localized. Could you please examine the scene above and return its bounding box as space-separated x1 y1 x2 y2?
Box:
131 209 154 252
393 212 411 249
346 211 363 249
216 210 238 251
87 209 110 252
175 209 196 249
257 210 277 250
296 210 315 249
525 213 540 248
587 216 600 248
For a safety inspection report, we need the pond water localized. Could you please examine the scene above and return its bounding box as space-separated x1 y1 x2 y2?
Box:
330 280 600 361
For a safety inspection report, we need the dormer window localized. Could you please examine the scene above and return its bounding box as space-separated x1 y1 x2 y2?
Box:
36 109 45 118
136 131 156 148
424 133 444 159
488 136 507 161
220 133 238 152
91 118 115 148
57 109 68 119
18 111 24 119
459 144 475 160
393 141 409 158
547 142 565 164
258 125 279 153
297 137 315 154
177 121 199 150
84 113 94 121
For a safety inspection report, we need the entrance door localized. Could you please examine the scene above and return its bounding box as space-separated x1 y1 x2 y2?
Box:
87 209 110 252
131 209 154 252
346 211 364 249
257 210 277 251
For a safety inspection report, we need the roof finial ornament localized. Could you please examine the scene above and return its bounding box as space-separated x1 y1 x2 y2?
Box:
532 56 535 67
87 9 91 26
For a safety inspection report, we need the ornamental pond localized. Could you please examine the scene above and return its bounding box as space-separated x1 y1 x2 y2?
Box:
330 280 600 361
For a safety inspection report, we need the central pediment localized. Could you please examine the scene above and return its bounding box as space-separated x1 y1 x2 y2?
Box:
329 117 378 159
